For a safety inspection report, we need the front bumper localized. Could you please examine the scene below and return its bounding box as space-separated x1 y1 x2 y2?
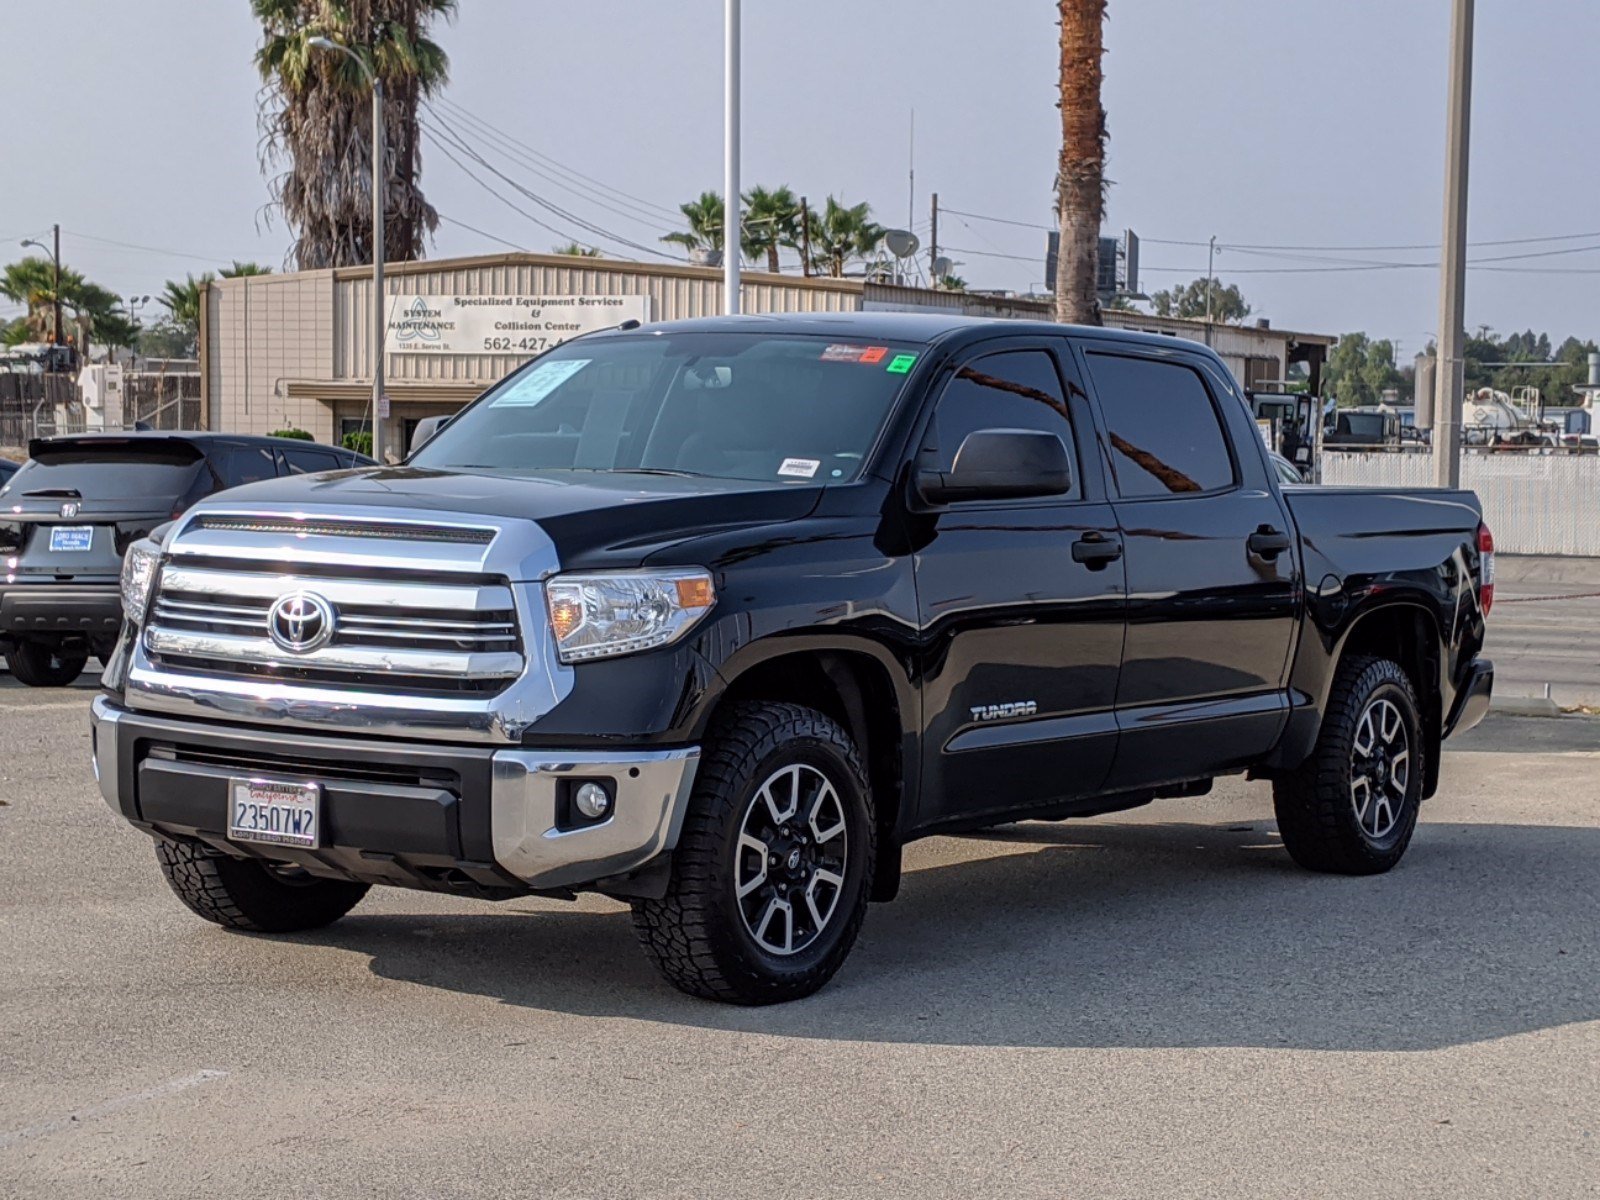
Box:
91 696 699 896
1 584 121 638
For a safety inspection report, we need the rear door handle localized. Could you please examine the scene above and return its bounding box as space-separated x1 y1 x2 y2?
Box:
1247 525 1293 559
1071 533 1123 568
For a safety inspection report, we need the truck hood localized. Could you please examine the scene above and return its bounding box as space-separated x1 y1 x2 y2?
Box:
191 466 824 565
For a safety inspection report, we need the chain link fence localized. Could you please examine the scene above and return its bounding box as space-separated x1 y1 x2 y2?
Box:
0 368 203 457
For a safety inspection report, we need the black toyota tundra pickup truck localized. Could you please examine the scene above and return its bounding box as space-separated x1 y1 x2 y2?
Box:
91 314 1494 1004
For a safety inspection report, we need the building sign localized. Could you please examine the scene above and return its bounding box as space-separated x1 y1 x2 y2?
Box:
385 294 651 356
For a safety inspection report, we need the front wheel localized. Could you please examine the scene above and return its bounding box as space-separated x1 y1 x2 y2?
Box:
154 837 369 932
631 702 875 1004
1273 656 1425 875
6 640 89 687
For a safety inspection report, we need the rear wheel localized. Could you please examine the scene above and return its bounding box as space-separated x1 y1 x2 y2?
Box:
154 837 369 933
1273 656 1424 875
631 702 875 1004
6 640 89 688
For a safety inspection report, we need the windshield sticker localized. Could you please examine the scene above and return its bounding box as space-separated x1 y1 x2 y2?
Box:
820 344 890 364
490 359 591 406
778 457 821 479
885 353 918 375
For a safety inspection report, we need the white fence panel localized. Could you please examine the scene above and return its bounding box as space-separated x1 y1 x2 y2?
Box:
1321 453 1600 557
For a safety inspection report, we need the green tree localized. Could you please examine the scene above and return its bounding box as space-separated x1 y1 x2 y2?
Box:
661 191 727 260
221 261 273 277
551 241 602 257
1054 0 1108 326
804 196 885 278
741 185 802 273
1324 332 1407 407
1149 277 1252 323
253 0 456 270
0 256 139 351
937 274 968 292
159 272 214 348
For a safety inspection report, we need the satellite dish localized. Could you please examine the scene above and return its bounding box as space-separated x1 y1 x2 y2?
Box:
884 229 921 259
933 256 953 278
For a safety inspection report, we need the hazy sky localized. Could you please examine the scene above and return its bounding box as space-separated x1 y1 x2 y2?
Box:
4 0 1598 353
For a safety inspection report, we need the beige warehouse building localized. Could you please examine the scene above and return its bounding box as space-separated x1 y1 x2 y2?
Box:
201 253 1334 461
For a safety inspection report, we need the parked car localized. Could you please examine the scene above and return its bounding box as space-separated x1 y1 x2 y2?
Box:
1268 450 1306 485
0 456 18 486
1 432 370 687
92 315 1493 1004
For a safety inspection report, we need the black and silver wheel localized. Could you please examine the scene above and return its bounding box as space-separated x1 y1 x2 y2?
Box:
632 701 874 1004
734 763 850 957
1274 655 1424 875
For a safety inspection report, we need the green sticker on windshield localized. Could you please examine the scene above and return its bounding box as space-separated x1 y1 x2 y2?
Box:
885 353 918 374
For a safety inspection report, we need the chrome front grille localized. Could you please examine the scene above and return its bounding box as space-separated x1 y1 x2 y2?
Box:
144 565 524 694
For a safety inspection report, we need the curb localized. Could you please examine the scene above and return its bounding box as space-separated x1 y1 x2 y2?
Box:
1491 694 1565 718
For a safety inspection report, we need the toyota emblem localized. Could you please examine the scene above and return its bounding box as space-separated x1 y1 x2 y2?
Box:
268 591 336 653
60 501 79 518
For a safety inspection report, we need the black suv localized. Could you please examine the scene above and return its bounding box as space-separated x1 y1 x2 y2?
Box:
2 432 370 687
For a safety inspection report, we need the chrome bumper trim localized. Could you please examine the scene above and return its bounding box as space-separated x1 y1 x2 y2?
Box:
89 695 123 812
491 748 700 889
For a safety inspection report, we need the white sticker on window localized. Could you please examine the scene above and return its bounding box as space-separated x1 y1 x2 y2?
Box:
490 359 591 406
778 457 821 479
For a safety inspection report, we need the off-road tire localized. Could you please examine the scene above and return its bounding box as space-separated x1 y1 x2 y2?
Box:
1273 655 1425 875
631 702 875 1004
7 641 88 688
154 837 369 933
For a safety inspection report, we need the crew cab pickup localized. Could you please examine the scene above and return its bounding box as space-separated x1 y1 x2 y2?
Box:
91 314 1494 1004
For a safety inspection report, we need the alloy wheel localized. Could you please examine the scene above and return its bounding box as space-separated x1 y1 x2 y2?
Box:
734 763 849 956
1350 696 1411 840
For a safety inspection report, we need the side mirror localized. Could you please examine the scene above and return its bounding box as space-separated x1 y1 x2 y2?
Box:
410 413 453 453
915 428 1073 505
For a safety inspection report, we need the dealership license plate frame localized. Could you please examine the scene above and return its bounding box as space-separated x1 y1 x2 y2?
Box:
49 525 94 552
227 777 323 849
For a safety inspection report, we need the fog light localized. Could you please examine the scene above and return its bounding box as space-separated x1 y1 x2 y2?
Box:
574 781 612 820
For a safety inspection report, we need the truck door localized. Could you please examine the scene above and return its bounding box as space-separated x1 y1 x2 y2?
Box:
1076 345 1299 791
912 343 1127 831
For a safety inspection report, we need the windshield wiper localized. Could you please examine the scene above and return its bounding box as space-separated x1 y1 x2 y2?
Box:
602 467 709 479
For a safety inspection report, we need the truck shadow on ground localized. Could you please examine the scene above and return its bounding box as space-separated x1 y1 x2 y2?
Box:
302 818 1599 1052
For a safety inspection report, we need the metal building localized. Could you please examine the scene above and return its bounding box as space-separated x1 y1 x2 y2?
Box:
202 253 1334 460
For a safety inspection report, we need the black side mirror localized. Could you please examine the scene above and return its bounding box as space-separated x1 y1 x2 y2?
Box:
915 428 1073 505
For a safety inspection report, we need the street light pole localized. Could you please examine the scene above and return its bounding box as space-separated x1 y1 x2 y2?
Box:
723 0 741 316
309 35 384 456
1433 0 1474 489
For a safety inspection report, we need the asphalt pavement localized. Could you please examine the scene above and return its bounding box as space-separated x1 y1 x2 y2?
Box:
1 677 1597 1199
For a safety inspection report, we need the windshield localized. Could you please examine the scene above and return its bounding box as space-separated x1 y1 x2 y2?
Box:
3 448 204 504
410 332 925 484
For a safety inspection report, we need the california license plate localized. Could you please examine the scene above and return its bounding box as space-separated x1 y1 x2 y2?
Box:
49 525 93 552
228 778 322 848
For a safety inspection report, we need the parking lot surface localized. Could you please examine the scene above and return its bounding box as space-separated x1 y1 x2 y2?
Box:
2 679 1597 1199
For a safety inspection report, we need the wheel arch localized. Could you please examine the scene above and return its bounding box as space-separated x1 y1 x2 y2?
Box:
698 639 915 901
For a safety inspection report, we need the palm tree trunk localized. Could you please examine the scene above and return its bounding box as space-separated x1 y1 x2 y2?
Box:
767 245 780 273
1054 0 1107 327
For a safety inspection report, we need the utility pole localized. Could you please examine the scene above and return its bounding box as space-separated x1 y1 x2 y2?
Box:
51 224 62 347
1433 0 1475 488
929 193 939 286
799 196 812 278
1205 235 1216 322
723 0 741 315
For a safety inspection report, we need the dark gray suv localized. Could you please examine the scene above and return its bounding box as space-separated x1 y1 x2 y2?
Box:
1 433 371 686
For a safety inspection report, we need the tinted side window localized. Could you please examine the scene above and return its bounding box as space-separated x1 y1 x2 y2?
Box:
218 447 279 487
932 350 1079 499
280 448 341 475
1086 354 1235 497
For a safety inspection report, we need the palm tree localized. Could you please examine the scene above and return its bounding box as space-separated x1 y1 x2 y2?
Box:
1 256 136 350
253 0 456 270
741 185 801 273
1054 0 1107 326
160 274 215 333
661 192 726 262
552 241 602 257
805 197 885 279
221 261 273 277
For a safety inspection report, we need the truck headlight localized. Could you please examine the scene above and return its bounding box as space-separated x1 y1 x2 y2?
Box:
545 569 715 663
120 538 162 624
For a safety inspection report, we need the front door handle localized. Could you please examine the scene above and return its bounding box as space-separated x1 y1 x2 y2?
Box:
1071 532 1123 568
1247 525 1293 559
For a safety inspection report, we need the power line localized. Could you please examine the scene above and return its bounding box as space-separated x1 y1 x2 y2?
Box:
432 97 682 223
60 230 232 265
437 214 527 252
